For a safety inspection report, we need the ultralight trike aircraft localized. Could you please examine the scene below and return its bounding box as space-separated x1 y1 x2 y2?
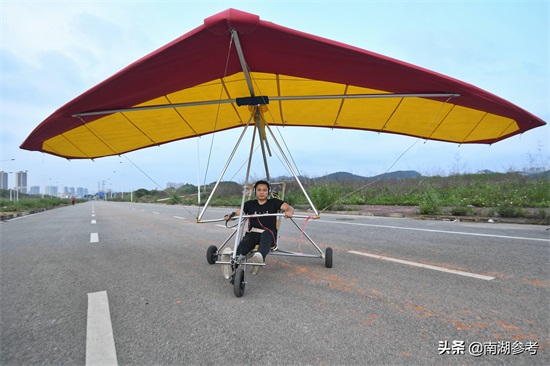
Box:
20 9 546 297
196 106 334 296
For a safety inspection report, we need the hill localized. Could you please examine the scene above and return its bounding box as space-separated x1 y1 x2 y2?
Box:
273 170 423 183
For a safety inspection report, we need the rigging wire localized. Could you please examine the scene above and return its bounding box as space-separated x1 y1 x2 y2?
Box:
202 33 234 189
197 30 235 216
245 70 303 178
196 137 201 207
319 138 419 212
228 144 261 182
121 154 199 218
76 115 200 219
320 96 456 212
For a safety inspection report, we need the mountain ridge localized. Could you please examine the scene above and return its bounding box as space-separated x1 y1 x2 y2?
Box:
272 170 423 183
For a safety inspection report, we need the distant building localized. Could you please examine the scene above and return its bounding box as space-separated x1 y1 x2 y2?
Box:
15 171 27 194
0 171 7 190
29 186 40 195
76 187 88 198
45 185 58 197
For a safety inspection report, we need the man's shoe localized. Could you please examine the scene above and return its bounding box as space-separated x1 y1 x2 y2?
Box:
249 252 264 275
221 247 232 279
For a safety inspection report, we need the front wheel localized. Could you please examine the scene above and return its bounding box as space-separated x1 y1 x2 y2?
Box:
206 245 218 265
233 268 245 297
325 247 333 268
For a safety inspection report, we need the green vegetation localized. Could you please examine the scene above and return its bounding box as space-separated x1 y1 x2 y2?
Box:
105 171 550 221
0 196 74 214
2 171 548 222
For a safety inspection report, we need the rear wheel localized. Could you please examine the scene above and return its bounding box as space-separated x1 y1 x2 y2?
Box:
206 245 218 264
325 247 333 268
233 268 245 297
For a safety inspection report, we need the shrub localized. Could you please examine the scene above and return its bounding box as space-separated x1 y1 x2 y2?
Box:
309 184 344 211
281 190 306 207
451 206 474 216
419 190 441 215
497 206 526 218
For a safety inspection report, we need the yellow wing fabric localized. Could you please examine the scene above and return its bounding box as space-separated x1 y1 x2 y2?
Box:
41 73 520 158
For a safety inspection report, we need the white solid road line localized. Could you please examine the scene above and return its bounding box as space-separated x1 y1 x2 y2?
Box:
86 291 118 366
320 219 549 242
348 250 495 281
90 233 99 243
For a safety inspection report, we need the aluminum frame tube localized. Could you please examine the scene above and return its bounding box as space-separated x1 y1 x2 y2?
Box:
288 218 324 255
197 115 253 221
231 113 262 259
263 122 320 217
255 111 271 181
230 29 255 97
72 93 460 118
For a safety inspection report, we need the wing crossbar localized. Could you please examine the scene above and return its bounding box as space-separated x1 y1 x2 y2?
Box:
72 93 460 118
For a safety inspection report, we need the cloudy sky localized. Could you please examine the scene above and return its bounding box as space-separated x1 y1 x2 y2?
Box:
1 0 548 193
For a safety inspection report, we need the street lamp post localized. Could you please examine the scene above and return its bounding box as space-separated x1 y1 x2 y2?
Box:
7 172 13 201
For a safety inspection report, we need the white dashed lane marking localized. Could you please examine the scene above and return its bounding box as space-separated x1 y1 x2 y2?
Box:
91 207 98 243
86 291 118 366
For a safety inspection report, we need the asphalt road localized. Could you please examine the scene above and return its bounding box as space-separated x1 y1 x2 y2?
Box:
1 201 548 365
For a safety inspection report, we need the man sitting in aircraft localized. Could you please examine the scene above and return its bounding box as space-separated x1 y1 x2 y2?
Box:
224 180 294 275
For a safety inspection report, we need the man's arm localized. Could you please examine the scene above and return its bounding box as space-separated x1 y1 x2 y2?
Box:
280 202 294 218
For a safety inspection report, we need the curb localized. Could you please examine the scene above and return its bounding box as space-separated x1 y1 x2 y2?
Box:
327 210 547 225
1 207 56 222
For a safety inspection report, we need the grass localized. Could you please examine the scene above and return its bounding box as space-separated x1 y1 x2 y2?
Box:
277 172 548 211
0 196 73 214
165 171 548 220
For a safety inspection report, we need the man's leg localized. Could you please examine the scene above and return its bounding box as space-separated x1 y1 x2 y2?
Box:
249 232 272 275
236 233 259 256
257 231 275 259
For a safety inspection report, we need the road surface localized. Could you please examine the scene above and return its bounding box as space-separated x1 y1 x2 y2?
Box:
1 201 548 365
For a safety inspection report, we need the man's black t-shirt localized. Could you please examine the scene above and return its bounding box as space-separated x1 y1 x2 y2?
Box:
243 198 284 233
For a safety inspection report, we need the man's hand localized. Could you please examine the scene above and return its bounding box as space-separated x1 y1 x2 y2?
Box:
224 212 236 221
284 207 294 219
281 203 294 219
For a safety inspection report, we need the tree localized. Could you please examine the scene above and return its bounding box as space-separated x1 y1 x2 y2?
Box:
134 188 150 199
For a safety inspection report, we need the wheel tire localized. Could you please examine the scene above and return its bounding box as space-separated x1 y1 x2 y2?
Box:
206 245 218 265
325 247 333 268
233 268 245 297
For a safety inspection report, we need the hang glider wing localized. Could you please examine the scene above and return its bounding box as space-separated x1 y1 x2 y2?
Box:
20 8 546 159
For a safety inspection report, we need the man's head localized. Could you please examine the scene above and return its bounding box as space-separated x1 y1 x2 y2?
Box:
254 180 270 200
